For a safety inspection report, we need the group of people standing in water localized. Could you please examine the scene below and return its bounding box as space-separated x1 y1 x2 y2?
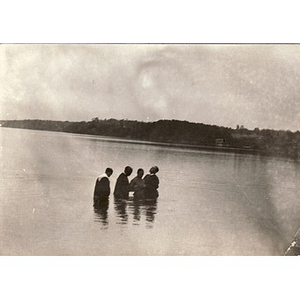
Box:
93 165 159 205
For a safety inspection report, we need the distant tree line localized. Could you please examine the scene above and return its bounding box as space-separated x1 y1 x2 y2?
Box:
1 118 300 159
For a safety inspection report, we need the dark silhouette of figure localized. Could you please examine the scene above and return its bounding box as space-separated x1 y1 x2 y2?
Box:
129 168 145 199
114 166 133 199
144 166 159 199
93 167 113 206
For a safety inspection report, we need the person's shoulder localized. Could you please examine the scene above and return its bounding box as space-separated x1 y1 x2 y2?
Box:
117 173 126 182
98 179 107 184
144 174 151 180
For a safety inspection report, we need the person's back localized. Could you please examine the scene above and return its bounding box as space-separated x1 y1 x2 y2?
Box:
94 167 113 205
144 166 159 199
114 166 133 199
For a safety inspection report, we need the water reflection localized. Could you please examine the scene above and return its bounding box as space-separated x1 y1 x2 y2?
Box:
114 197 129 224
93 200 109 227
93 195 158 228
128 196 158 228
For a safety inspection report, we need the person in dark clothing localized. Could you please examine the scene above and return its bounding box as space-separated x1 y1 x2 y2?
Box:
113 166 133 199
144 166 159 199
93 167 113 205
129 168 145 199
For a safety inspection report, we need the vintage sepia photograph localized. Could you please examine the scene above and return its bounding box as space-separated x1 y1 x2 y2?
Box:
1 43 300 256
2 2 300 299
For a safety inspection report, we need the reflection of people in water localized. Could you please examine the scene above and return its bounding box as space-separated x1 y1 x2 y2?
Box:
131 197 141 222
93 167 113 205
144 198 157 224
128 197 158 225
94 199 109 226
114 197 128 223
129 168 145 199
144 166 159 199
114 166 133 199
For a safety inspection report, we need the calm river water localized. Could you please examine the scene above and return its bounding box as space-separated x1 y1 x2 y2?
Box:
1 127 300 255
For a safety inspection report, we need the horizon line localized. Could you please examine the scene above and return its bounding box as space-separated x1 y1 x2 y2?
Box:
0 117 299 133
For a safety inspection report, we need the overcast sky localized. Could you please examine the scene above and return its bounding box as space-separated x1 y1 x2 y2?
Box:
1 44 300 131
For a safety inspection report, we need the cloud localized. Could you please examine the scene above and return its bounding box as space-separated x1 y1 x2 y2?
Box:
1 44 300 130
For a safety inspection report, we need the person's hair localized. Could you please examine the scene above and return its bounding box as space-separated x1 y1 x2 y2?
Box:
150 166 159 174
124 166 133 175
137 168 144 173
105 167 113 174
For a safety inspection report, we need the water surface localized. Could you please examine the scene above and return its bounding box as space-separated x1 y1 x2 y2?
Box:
1 127 300 255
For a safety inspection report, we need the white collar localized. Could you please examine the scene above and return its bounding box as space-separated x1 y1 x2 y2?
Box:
98 173 108 179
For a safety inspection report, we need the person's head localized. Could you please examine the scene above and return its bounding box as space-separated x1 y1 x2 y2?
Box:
149 166 159 174
124 166 133 176
137 168 144 178
105 167 113 177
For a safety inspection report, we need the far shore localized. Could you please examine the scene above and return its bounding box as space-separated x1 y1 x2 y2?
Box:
0 125 272 157
1 118 300 161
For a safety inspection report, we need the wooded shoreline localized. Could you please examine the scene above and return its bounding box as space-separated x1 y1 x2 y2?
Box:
1 118 299 159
